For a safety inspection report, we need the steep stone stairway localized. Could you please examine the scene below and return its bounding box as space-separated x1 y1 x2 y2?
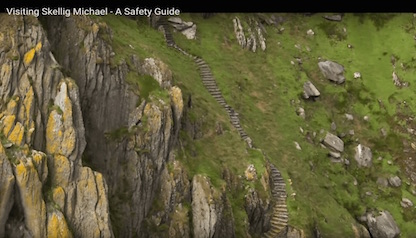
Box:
159 19 288 237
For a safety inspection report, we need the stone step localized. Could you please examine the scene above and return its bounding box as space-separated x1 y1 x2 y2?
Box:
273 188 287 193
274 203 288 208
198 66 210 70
269 222 287 230
271 216 288 223
210 91 222 95
273 207 288 213
195 59 205 65
274 213 289 219
241 135 248 139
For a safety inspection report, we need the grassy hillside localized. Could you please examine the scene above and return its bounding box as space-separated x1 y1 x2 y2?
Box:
96 13 416 237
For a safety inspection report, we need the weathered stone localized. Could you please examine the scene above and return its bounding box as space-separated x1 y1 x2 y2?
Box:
47 210 73 238
351 223 371 238
329 151 341 159
388 176 402 187
366 211 400 238
191 175 219 238
287 226 306 238
233 17 246 49
354 72 361 79
323 14 343 21
322 132 344 152
0 144 14 238
307 29 315 35
345 113 354 120
245 164 257 181
400 198 413 208
140 58 172 89
318 61 346 84
181 24 197 40
354 144 373 168
303 81 320 99
381 128 388 137
331 122 337 131
294 141 302 150
377 177 389 187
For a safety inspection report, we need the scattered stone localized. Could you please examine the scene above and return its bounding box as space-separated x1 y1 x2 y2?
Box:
365 191 372 196
349 130 355 136
345 114 354 121
318 60 346 84
378 157 383 161
329 151 341 159
363 115 369 121
377 177 389 187
353 179 358 186
330 122 337 131
400 198 413 208
306 46 311 52
354 72 361 79
244 164 257 181
303 81 321 99
323 14 342 22
3 142 13 148
380 128 388 137
307 29 315 35
294 141 302 150
297 107 305 119
387 160 393 165
411 142 416 150
233 17 247 49
388 176 402 187
354 144 373 168
322 132 344 152
299 127 304 134
295 44 301 50
290 60 295 65
366 211 400 238
344 159 350 165
279 27 285 33
347 44 353 48
343 27 347 33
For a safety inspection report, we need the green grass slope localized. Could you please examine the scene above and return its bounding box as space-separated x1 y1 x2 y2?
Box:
96 13 416 237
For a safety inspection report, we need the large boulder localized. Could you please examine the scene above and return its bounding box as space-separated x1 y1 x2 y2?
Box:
303 81 320 99
388 176 402 187
366 211 400 238
354 144 373 167
322 132 344 152
318 61 346 84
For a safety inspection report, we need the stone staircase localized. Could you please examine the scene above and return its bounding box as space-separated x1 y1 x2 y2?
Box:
159 18 288 237
264 164 289 238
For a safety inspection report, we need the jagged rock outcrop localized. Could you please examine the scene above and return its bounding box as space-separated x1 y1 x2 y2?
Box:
366 211 400 238
318 60 346 84
191 175 235 238
0 144 14 238
245 188 272 234
43 16 185 237
354 144 373 167
233 16 266 52
0 15 113 237
168 17 197 40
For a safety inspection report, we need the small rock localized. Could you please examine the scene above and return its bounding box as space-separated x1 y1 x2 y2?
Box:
244 164 257 181
3 143 13 148
318 60 346 84
297 107 305 119
377 157 383 161
306 46 311 52
323 14 342 21
354 72 361 79
294 141 302 150
343 27 347 33
290 60 295 65
279 27 285 32
387 160 392 165
349 130 355 136
299 127 304 134
366 211 400 238
353 179 358 186
377 177 389 187
295 44 301 50
344 159 350 165
388 176 402 187
355 144 373 168
345 114 354 121
322 132 344 152
380 128 388 137
411 142 416 150
363 115 369 121
347 44 353 48
307 29 315 35
330 122 337 131
110 52 115 57
400 198 413 208
303 81 321 99
365 191 372 196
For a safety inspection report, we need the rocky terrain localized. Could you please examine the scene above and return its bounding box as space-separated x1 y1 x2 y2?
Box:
0 12 415 238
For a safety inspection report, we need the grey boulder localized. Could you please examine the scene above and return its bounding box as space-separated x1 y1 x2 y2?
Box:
318 61 346 84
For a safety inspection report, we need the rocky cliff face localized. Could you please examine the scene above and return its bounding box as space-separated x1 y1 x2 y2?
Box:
0 15 112 237
0 14 279 238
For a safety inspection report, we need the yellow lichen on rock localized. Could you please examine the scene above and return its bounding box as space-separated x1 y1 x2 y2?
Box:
2 115 16 137
169 86 183 119
52 186 66 211
0 141 5 154
35 41 42 52
7 121 24 146
32 150 48 185
92 23 99 35
47 210 73 238
50 155 71 187
23 48 36 66
46 110 63 155
6 98 18 115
